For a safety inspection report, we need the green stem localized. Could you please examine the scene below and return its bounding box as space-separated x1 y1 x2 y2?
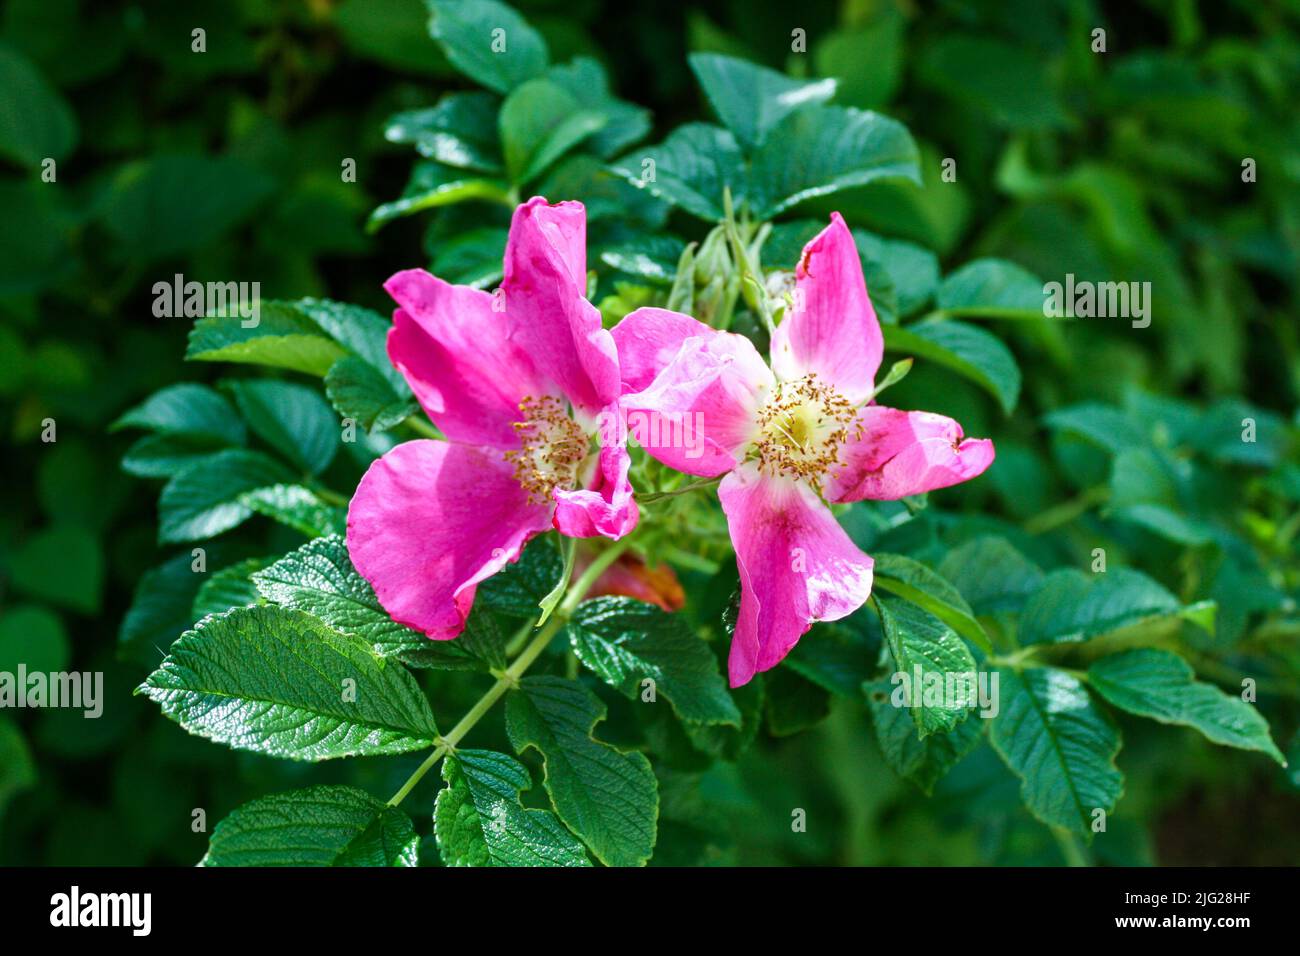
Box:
1052 827 1090 867
385 538 630 806
311 484 349 508
638 476 721 504
403 415 442 440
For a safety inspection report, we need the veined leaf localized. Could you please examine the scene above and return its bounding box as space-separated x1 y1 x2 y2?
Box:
202 785 418 867
876 597 977 737
989 666 1123 838
1088 649 1283 764
224 379 340 475
384 91 504 173
610 123 746 222
253 535 504 671
1019 568 1215 646
505 676 658 866
138 605 439 761
866 680 984 794
191 557 272 620
239 485 346 538
937 258 1046 319
112 383 246 446
871 553 992 653
688 52 836 150
325 355 417 433
500 78 607 185
435 749 591 867
937 536 1044 615
187 302 346 377
883 319 1021 414
428 0 548 95
157 449 297 543
567 596 740 726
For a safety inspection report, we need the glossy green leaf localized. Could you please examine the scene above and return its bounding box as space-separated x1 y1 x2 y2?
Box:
610 123 746 222
1088 649 1283 763
112 383 246 446
989 666 1123 838
435 749 591 867
138 605 439 760
506 676 658 866
225 379 340 475
1019 568 1215 645
202 785 418 866
871 553 992 653
567 596 740 726
866 680 984 794
499 78 606 185
324 356 417 433
428 0 548 95
688 52 836 149
937 258 1046 319
877 597 977 736
187 303 347 377
384 91 503 173
157 449 297 543
191 557 271 620
883 319 1021 413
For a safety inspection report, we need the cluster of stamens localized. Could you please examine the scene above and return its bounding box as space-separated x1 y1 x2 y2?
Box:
752 374 860 487
504 395 588 504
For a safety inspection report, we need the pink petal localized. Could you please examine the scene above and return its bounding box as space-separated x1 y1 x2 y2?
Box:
552 428 639 539
621 328 773 478
610 307 714 393
501 197 620 419
769 213 883 403
385 269 547 448
826 405 996 502
720 466 875 687
347 440 554 639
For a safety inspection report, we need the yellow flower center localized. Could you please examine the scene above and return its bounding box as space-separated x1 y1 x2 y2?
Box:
504 396 588 504
753 374 858 487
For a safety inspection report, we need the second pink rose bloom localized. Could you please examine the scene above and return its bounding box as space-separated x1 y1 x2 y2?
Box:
613 213 995 686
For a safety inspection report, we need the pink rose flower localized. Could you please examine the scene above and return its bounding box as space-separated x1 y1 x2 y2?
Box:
612 213 995 686
347 197 637 640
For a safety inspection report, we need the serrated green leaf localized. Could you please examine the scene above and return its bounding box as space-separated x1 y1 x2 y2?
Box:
883 319 1021 413
121 434 229 479
989 666 1123 838
435 749 591 867
499 78 606 185
688 52 836 150
367 160 510 231
505 676 658 866
866 680 984 794
477 536 564 618
239 485 346 538
384 91 504 173
202 785 418 866
871 553 992 653
252 534 504 671
157 449 297 543
428 0 548 95
1019 568 1214 646
545 57 650 158
611 123 746 222
749 104 919 218
138 604 439 760
325 355 417 433
112 383 246 445
191 557 272 620
937 536 1044 615
1088 649 1283 764
187 302 346 376
225 379 340 475
937 258 1047 319
289 298 405 391
877 597 977 736
567 596 740 726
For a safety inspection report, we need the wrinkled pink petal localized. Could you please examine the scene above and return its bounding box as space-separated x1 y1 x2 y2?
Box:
553 436 639 540
347 440 554 639
769 213 883 403
826 406 995 502
502 197 620 419
719 466 875 687
621 328 773 477
610 307 714 393
385 269 547 448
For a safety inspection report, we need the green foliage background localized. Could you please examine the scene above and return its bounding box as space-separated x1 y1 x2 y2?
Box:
1 0 1298 865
